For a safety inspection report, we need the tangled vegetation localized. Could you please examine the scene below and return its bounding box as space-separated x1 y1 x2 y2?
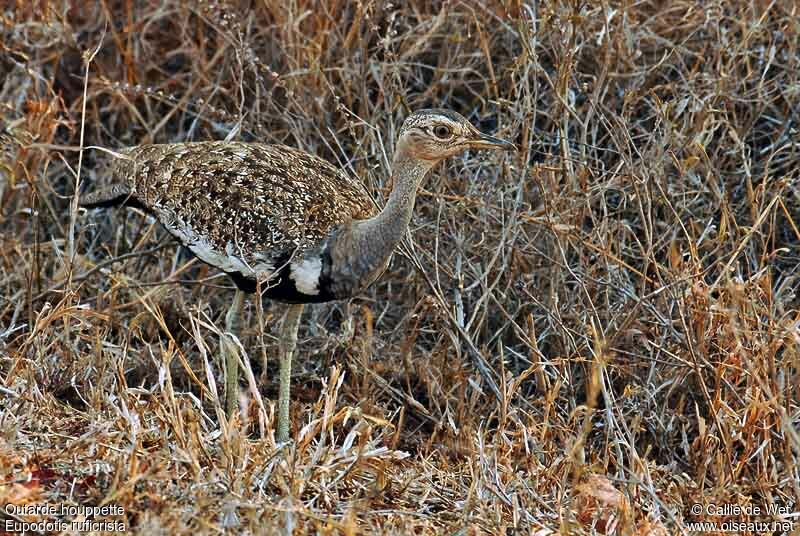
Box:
1 0 798 533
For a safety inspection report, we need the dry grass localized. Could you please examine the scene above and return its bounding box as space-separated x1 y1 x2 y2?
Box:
1 0 799 534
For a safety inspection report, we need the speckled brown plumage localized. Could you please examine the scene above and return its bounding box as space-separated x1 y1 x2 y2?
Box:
90 142 375 260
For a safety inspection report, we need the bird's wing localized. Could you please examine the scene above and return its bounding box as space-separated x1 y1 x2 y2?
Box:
112 142 375 275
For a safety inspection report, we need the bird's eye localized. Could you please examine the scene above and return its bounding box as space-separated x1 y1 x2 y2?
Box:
433 125 452 139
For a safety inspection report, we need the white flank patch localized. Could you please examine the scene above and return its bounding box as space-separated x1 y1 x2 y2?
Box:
290 257 322 295
162 213 272 277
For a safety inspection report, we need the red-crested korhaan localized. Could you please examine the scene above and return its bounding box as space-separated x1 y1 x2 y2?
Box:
81 109 514 441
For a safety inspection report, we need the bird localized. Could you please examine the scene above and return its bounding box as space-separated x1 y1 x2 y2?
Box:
80 109 514 442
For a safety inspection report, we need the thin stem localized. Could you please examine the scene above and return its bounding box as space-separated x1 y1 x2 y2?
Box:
68 29 105 288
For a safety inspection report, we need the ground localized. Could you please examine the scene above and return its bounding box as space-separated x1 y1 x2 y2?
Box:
1 1 799 534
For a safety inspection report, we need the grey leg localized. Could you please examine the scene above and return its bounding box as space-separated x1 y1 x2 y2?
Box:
223 289 245 417
277 303 304 442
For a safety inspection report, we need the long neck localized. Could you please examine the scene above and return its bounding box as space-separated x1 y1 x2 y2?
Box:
327 145 434 294
359 154 432 257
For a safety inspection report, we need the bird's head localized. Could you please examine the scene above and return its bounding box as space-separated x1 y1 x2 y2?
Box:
395 108 515 163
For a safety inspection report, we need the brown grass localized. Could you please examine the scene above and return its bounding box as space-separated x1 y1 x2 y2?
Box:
1 0 799 534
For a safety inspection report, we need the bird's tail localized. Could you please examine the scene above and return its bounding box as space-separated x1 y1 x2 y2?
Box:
79 183 135 208
80 146 143 209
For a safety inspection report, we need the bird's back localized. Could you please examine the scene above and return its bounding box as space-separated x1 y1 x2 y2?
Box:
92 141 377 298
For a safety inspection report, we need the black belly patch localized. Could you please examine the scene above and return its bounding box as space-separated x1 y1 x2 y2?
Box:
226 249 337 304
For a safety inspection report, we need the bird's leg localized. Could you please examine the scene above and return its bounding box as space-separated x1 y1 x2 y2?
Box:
223 289 245 417
277 303 304 442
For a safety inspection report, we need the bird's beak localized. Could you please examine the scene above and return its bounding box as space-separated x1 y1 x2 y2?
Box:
469 132 516 151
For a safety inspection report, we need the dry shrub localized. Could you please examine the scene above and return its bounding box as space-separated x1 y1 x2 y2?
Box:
1 0 798 533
